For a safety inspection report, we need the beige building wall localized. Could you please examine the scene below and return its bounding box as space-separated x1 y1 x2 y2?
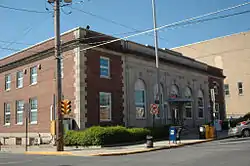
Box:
172 31 250 118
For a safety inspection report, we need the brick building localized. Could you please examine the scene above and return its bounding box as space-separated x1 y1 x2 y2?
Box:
0 27 225 144
172 31 250 119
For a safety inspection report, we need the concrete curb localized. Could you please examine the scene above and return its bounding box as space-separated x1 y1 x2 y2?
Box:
89 139 215 156
24 151 73 156
22 136 231 157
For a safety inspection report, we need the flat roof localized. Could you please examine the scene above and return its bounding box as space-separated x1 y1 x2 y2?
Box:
171 30 250 50
0 27 81 61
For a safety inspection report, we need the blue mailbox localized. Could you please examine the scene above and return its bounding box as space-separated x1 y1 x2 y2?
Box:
169 126 177 143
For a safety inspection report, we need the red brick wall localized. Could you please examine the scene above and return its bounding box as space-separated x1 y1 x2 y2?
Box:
0 49 76 133
85 49 123 127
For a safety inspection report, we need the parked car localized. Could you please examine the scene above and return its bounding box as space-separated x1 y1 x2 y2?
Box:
228 119 250 137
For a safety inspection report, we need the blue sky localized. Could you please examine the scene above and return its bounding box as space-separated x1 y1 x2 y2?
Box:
1 0 250 58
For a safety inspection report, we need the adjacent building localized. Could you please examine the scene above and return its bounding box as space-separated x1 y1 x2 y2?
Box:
172 30 250 119
0 27 225 145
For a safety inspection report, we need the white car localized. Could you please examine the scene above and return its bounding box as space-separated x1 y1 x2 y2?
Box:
228 120 250 137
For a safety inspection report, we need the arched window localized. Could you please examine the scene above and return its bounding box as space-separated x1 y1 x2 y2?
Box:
198 90 204 118
134 79 146 119
184 87 192 118
154 84 164 118
170 84 179 98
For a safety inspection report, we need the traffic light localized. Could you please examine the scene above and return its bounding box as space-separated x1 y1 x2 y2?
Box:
61 99 71 115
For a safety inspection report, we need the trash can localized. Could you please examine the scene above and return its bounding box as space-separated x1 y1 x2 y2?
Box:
169 126 177 144
146 135 153 148
198 125 206 139
209 126 215 139
204 125 210 139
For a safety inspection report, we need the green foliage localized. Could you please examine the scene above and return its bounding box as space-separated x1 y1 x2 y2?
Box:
146 125 171 139
64 126 152 146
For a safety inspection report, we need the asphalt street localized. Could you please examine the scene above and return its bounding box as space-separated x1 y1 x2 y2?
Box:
0 137 250 166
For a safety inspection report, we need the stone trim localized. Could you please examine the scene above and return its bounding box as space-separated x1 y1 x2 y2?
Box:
74 47 81 129
82 50 88 128
121 56 126 126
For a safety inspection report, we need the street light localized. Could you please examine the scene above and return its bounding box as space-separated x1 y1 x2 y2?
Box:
151 0 162 127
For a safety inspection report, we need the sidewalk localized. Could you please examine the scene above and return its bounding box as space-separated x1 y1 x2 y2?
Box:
0 130 229 157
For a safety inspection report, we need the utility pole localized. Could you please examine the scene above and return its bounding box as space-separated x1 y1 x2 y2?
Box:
54 0 64 151
151 0 162 126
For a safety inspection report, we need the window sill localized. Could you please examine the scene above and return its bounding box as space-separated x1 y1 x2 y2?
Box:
3 124 10 127
30 121 38 125
100 120 112 122
16 86 23 89
100 75 111 79
5 89 11 92
197 117 204 120
16 123 23 125
29 82 37 86
185 117 192 120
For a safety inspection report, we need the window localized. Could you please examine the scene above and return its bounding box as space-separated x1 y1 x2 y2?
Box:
5 74 11 90
16 100 24 124
135 79 146 119
224 84 230 96
100 57 110 78
99 92 112 121
30 98 38 124
237 82 243 95
4 103 11 125
30 66 37 85
198 90 204 118
184 87 192 118
16 71 23 88
153 84 164 119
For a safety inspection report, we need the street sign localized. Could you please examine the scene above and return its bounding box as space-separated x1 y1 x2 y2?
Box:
150 104 159 115
210 89 215 102
61 99 71 115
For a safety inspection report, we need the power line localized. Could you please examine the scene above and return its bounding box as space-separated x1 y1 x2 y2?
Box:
79 1 250 52
2 8 250 57
0 4 51 14
70 6 170 44
0 15 52 54
1 2 250 58
0 40 33 46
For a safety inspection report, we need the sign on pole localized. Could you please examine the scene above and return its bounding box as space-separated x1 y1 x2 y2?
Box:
24 103 30 152
210 89 215 102
150 104 159 115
